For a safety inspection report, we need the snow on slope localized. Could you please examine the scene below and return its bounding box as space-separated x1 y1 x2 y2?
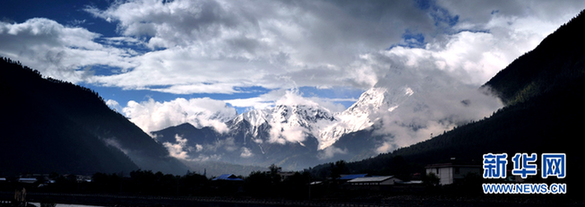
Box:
318 86 414 149
232 104 337 146
228 86 416 150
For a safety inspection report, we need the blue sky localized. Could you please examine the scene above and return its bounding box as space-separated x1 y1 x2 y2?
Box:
2 0 584 133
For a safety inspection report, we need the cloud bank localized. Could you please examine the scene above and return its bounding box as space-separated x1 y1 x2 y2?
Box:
122 97 237 134
2 0 585 155
5 0 579 94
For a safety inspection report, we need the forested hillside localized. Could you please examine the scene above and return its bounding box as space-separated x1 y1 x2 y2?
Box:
485 10 585 105
0 58 188 175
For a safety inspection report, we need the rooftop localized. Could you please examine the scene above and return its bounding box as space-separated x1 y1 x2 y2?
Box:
347 176 395 183
212 174 243 181
339 174 368 180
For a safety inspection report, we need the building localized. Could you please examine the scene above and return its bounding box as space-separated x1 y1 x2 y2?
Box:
339 174 368 181
212 174 243 181
346 176 402 190
347 176 401 186
211 174 243 194
425 162 480 185
17 178 37 184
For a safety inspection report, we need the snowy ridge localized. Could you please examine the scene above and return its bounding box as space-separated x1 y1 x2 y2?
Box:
227 86 415 150
235 108 269 137
318 87 414 149
232 104 337 145
156 82 501 170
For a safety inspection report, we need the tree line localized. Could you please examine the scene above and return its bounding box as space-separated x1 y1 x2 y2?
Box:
1 167 314 199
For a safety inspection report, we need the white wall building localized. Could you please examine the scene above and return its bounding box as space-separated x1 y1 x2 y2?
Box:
425 163 480 185
346 176 402 190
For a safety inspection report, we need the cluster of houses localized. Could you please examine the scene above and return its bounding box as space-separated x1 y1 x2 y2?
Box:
0 177 41 187
1 159 487 195
209 159 484 191
210 158 486 193
0 174 93 190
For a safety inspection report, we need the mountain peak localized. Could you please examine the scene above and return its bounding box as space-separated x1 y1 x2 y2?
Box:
350 87 388 109
317 86 416 150
344 86 414 116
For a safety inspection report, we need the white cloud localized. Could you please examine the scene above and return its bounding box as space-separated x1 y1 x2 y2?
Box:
225 96 274 111
122 97 237 134
190 154 222 162
94 1 585 160
3 0 585 158
240 147 253 158
356 49 505 153
0 18 137 83
274 89 319 107
317 146 348 160
438 0 585 29
105 99 122 113
160 133 224 162
268 124 306 145
78 0 437 92
4 0 584 96
341 9 580 152
162 134 193 160
224 88 350 112
103 138 129 155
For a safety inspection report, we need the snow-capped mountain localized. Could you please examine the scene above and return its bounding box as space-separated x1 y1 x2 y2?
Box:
151 86 419 169
230 104 338 146
152 82 499 170
318 86 414 149
223 86 416 151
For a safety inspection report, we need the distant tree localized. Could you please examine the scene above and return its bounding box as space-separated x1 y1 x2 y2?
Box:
244 171 272 196
180 171 209 195
268 164 282 184
282 171 312 199
329 160 347 181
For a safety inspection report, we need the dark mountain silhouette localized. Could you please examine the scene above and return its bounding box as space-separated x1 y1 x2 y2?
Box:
0 58 188 176
310 10 585 194
484 10 585 106
153 123 221 145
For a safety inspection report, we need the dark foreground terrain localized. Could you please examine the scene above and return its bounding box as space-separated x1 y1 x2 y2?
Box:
1 192 584 207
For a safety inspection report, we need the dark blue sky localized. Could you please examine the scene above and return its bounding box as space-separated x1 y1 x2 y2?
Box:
1 0 116 35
